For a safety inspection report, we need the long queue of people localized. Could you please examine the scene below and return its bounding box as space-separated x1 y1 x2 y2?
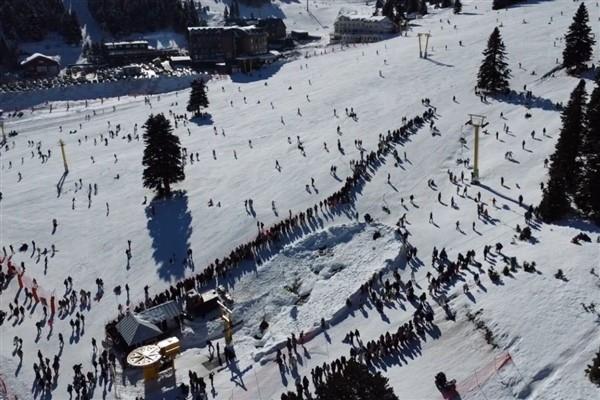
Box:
105 105 437 342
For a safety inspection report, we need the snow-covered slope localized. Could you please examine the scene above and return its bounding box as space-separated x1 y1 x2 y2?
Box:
1 1 600 400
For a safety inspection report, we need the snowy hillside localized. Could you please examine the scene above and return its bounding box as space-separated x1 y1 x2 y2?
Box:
1 1 600 400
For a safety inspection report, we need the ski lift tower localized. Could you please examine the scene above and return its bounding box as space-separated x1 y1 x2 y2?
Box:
218 300 234 346
465 114 488 184
418 33 432 59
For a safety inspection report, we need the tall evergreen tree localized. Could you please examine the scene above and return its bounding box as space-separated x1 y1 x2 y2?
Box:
187 79 210 116
562 3 595 73
381 0 405 23
61 11 82 45
419 0 428 15
538 80 587 222
142 114 185 196
382 0 396 21
587 347 600 386
0 37 17 68
231 1 240 18
575 73 600 222
314 359 398 400
403 0 420 14
454 0 462 14
477 27 511 93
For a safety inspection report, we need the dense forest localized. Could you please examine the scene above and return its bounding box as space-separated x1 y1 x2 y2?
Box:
88 0 200 36
0 0 81 44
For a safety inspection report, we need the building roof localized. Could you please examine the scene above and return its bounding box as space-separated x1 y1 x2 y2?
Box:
257 18 286 27
138 300 182 324
116 313 163 346
337 14 391 23
188 25 258 33
104 40 149 47
20 53 60 66
169 56 192 62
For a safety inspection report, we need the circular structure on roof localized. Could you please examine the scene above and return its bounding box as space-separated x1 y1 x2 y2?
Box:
127 345 161 367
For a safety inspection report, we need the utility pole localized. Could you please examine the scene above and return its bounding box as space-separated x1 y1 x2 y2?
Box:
418 33 432 58
465 114 488 184
59 139 69 173
306 0 309 12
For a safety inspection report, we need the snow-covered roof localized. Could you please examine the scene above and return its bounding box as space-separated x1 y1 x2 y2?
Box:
104 40 149 47
116 313 163 347
169 56 191 62
20 53 60 66
337 15 391 23
188 25 258 33
138 300 182 324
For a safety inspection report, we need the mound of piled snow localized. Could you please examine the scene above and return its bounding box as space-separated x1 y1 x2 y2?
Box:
229 222 404 354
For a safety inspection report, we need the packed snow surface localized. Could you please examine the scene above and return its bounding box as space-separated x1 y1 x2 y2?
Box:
1 1 600 400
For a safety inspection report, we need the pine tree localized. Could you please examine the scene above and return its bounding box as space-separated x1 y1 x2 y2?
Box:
61 11 82 45
419 0 428 15
538 80 587 222
454 0 462 14
492 0 507 9
575 73 600 222
477 27 511 93
187 79 209 116
232 1 240 19
142 114 185 196
382 0 395 21
562 3 595 73
404 0 420 14
0 37 18 67
313 359 399 400
587 348 600 386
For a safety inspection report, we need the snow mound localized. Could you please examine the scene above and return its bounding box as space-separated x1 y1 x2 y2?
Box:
229 222 404 355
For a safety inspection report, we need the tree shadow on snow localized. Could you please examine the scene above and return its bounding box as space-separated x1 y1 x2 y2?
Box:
190 113 214 127
553 217 600 235
146 191 193 281
491 90 559 112
230 62 284 83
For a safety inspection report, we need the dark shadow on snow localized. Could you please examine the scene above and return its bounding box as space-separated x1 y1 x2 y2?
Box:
491 90 559 112
190 113 214 126
230 62 284 83
424 57 454 68
146 191 193 281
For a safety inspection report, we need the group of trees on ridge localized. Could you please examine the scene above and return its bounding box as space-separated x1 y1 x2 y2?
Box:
473 3 598 224
0 0 80 45
88 0 200 36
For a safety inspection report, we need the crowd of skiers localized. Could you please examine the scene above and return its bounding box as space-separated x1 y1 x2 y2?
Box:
0 17 564 398
106 105 437 333
278 266 437 400
0 244 119 400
